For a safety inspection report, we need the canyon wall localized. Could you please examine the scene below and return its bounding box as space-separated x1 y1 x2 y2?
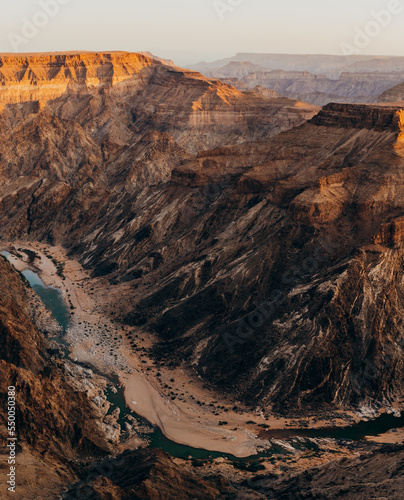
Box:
0 51 318 154
0 70 403 411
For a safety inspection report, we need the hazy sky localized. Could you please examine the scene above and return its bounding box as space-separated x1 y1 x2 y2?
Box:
1 0 403 65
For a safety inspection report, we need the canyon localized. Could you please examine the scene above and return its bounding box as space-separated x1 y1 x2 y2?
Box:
1 51 404 498
192 53 404 106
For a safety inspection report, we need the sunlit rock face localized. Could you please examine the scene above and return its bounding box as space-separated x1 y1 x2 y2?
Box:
0 51 318 153
1 52 404 413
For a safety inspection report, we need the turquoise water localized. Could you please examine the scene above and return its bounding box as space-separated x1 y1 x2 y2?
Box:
3 250 403 460
22 269 70 331
1 250 70 331
264 412 404 441
105 385 284 460
1 250 70 354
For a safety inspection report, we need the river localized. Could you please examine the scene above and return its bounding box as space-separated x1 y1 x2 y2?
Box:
2 249 403 461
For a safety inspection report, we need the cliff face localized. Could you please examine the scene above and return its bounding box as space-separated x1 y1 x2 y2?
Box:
248 444 404 499
1 93 404 411
0 51 318 154
0 257 110 497
192 53 404 79
0 52 154 107
5 51 404 497
309 103 404 131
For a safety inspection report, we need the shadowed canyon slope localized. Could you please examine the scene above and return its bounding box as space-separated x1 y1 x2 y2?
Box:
0 52 404 413
0 256 242 499
3 51 404 499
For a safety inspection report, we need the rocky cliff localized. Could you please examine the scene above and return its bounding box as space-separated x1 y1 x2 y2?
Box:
0 87 404 412
310 103 404 130
246 444 404 499
379 82 404 103
0 257 111 498
4 51 404 498
201 59 404 106
63 449 233 500
0 51 318 154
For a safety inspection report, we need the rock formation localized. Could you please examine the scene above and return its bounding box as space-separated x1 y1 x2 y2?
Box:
0 51 318 154
191 53 404 79
0 257 110 498
249 444 404 499
193 55 404 106
379 82 404 103
0 59 403 412
2 51 404 498
63 449 234 500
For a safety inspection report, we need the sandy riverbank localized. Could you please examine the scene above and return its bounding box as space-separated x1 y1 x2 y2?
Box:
2 241 271 456
2 240 402 458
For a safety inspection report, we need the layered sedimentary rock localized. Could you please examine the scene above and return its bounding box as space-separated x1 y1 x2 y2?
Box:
0 77 404 413
239 70 404 106
310 103 404 130
5 51 404 498
0 51 318 154
247 444 404 499
197 57 404 105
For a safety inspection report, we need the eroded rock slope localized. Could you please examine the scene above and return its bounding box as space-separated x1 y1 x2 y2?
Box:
0 53 404 414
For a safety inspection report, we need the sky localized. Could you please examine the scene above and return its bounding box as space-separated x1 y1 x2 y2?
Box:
1 0 403 65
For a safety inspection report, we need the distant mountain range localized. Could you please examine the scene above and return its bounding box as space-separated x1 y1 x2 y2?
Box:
190 53 404 106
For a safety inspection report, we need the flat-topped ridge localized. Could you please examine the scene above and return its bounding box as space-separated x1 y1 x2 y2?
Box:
310 102 404 131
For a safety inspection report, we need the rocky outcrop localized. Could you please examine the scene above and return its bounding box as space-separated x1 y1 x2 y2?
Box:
0 97 404 412
374 217 404 245
63 449 233 500
379 82 404 103
251 85 279 98
250 444 404 499
5 51 404 498
1 50 404 414
0 257 110 497
198 55 404 106
310 103 404 130
0 51 318 154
